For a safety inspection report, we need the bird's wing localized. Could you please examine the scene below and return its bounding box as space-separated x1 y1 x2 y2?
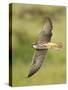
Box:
28 17 53 77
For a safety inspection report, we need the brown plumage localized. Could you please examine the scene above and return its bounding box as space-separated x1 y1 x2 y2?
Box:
28 17 53 77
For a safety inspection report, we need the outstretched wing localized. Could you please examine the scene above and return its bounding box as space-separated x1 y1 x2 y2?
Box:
28 17 53 77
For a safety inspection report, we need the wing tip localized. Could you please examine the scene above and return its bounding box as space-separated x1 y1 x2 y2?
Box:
43 16 53 29
27 73 34 78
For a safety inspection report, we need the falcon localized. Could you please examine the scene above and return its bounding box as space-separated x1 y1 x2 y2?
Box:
27 17 63 77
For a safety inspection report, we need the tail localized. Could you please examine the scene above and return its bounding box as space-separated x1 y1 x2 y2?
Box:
51 42 63 50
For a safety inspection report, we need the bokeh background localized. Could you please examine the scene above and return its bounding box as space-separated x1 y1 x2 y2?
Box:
10 3 66 86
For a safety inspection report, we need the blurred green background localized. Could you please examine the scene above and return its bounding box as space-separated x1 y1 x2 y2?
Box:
10 3 66 86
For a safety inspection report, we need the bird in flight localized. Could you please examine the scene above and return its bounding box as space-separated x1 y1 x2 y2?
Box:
27 17 63 77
